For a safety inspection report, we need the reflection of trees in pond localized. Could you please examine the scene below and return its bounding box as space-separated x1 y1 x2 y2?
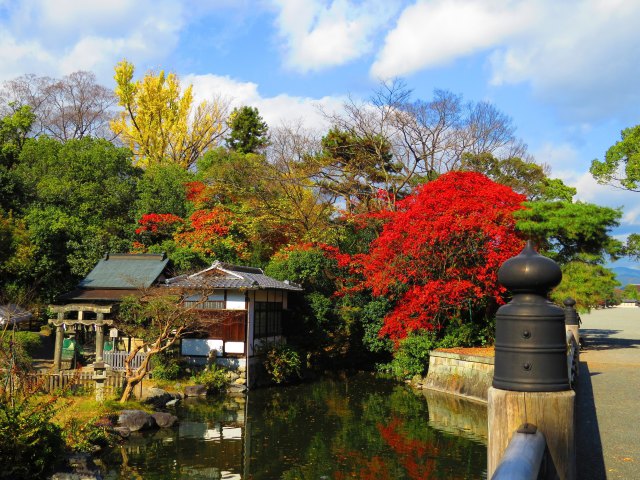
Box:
378 417 438 479
264 374 485 480
101 374 485 479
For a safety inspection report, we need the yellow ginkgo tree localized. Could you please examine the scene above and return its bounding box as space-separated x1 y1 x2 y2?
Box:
111 60 228 169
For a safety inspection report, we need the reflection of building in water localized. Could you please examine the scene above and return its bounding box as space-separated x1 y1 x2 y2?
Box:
116 394 249 479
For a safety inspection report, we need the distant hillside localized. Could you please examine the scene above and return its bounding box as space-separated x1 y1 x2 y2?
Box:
611 267 640 286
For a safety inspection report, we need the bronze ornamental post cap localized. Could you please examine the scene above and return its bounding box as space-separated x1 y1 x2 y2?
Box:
497 241 562 294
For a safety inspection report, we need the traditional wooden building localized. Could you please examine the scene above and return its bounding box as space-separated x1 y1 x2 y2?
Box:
164 261 302 384
50 253 171 370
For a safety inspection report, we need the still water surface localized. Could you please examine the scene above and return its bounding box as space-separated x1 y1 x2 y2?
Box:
100 373 487 479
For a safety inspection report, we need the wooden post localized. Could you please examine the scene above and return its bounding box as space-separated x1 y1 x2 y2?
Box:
488 388 575 479
53 318 64 372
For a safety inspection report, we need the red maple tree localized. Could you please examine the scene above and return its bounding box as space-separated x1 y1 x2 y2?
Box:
357 171 525 341
134 213 184 246
175 207 246 258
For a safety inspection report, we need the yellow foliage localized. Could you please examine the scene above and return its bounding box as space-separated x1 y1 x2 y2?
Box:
110 60 227 169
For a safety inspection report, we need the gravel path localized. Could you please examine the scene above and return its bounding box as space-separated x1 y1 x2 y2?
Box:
575 307 640 479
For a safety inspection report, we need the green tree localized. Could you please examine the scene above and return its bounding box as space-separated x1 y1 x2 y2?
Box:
226 106 269 154
0 105 34 168
622 284 639 300
310 127 401 213
265 245 362 363
624 233 640 260
590 124 640 191
515 200 623 264
550 262 619 311
135 163 194 219
515 197 622 311
0 107 35 213
8 137 140 299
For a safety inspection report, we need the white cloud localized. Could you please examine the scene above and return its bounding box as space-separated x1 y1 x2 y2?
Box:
0 31 56 80
371 0 640 121
371 0 536 79
489 0 640 120
532 142 582 175
569 172 638 215
185 73 345 131
271 0 401 72
622 206 640 228
0 0 185 84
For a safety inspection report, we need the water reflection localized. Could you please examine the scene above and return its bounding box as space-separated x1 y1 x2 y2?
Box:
100 373 486 479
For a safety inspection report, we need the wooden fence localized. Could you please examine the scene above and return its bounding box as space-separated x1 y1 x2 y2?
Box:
31 370 126 395
104 351 147 371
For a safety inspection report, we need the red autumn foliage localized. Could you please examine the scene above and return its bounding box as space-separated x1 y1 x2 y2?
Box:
184 181 211 206
135 213 184 236
378 417 438 479
357 171 525 341
333 450 392 480
187 209 231 236
175 207 246 257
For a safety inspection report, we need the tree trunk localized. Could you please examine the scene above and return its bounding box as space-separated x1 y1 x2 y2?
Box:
119 352 152 403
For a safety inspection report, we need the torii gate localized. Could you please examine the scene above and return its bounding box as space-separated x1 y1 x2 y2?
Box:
48 303 114 372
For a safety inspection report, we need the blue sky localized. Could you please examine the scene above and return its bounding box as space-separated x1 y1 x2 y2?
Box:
1 0 639 266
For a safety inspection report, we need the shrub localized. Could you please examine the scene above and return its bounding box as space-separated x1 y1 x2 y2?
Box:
0 330 43 371
151 352 184 381
191 365 228 393
379 331 437 380
0 397 65 479
264 344 302 384
14 331 42 355
62 416 116 453
437 319 495 348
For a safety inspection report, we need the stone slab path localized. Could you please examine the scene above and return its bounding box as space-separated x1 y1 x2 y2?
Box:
575 307 640 479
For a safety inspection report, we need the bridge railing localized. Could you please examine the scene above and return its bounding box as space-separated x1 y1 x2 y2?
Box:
566 329 579 387
492 424 547 480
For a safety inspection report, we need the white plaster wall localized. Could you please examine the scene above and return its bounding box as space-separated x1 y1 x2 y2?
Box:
226 292 246 310
225 341 245 354
181 338 223 357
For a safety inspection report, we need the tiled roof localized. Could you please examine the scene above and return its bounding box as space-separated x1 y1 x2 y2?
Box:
165 261 303 291
58 288 141 302
78 253 169 289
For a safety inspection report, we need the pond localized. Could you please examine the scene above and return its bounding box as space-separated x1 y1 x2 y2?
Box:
99 373 487 479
